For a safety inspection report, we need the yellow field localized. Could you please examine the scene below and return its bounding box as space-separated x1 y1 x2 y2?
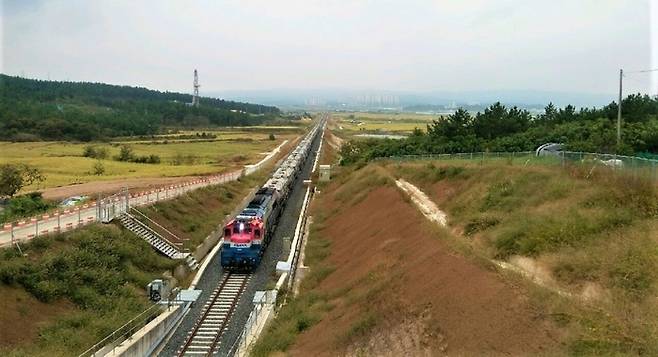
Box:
330 112 438 136
113 128 304 143
0 132 296 191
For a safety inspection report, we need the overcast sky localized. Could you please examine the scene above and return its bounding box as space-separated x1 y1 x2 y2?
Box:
1 0 656 97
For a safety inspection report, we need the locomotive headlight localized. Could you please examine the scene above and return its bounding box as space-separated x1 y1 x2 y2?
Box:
239 222 245 232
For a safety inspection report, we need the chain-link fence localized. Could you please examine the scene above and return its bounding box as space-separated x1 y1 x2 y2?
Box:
374 151 658 183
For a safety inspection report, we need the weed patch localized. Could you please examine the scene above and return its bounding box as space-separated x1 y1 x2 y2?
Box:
0 224 176 355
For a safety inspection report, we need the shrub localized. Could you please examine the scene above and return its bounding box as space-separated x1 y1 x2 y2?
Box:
0 192 56 223
115 145 135 162
0 163 45 198
92 160 106 175
132 154 161 164
83 145 108 159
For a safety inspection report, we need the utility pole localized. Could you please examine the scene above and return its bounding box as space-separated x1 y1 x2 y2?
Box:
192 69 200 107
617 68 623 151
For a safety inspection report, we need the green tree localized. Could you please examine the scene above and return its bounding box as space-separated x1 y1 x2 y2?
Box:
0 164 45 198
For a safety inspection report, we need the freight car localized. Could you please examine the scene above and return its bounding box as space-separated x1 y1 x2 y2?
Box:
220 120 323 270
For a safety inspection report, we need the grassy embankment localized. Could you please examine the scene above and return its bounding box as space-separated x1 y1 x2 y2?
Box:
0 225 178 356
253 150 658 355
251 165 390 356
138 171 269 251
391 160 658 354
0 131 295 192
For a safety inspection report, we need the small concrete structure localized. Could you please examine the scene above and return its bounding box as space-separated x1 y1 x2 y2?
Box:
319 165 331 182
276 261 291 274
176 289 202 302
253 290 277 305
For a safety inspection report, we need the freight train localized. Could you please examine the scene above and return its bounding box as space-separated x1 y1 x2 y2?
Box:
220 120 323 270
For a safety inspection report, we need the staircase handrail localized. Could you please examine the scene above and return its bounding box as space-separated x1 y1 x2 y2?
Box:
130 207 186 245
124 213 183 253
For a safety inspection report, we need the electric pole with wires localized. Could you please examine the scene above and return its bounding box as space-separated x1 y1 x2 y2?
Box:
617 68 623 150
615 67 658 153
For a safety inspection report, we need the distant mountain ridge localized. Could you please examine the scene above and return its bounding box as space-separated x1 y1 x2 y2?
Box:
1 75 279 115
0 75 280 141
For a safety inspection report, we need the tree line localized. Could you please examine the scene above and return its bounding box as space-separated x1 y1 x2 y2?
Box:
0 74 281 141
340 94 658 164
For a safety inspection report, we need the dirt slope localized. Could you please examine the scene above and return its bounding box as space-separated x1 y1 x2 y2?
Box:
289 184 565 356
0 286 75 350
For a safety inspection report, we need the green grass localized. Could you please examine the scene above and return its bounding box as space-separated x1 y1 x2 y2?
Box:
0 132 295 192
0 224 178 356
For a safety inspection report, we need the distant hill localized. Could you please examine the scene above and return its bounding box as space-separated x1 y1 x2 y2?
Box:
0 75 280 141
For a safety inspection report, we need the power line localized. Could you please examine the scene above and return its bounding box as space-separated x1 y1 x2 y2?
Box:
624 68 658 74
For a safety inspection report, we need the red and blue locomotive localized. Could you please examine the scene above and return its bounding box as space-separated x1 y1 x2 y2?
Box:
220 121 322 270
220 187 282 269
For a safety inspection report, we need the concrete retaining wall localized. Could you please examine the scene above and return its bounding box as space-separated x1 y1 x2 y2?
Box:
103 304 188 357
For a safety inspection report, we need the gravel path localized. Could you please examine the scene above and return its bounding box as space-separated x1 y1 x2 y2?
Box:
159 131 322 357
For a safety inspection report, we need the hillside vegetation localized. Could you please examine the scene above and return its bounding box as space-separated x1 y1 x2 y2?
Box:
0 224 178 356
0 74 280 141
256 151 658 355
254 163 567 356
392 159 658 354
340 94 658 163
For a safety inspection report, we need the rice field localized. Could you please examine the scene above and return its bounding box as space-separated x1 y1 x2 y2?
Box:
330 111 438 137
0 131 297 191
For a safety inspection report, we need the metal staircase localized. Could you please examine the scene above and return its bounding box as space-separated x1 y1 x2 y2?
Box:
117 213 199 270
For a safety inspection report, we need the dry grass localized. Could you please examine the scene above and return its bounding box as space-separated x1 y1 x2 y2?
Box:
0 132 295 192
387 160 658 354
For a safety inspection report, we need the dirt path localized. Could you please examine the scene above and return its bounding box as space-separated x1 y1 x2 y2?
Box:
290 184 564 356
40 176 204 200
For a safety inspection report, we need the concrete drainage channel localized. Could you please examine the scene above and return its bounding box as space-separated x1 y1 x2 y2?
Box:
99 119 326 357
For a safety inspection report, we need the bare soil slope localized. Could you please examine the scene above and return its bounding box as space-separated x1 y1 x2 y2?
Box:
0 286 75 349
290 184 565 356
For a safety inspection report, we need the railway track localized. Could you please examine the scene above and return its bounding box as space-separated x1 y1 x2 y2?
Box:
177 272 250 356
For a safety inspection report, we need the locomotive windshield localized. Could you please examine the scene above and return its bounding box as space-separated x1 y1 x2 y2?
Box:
232 221 251 234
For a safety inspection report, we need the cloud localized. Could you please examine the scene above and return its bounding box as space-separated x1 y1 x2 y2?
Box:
1 0 653 96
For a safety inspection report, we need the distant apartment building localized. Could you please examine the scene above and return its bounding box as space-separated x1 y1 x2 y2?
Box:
355 94 400 107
